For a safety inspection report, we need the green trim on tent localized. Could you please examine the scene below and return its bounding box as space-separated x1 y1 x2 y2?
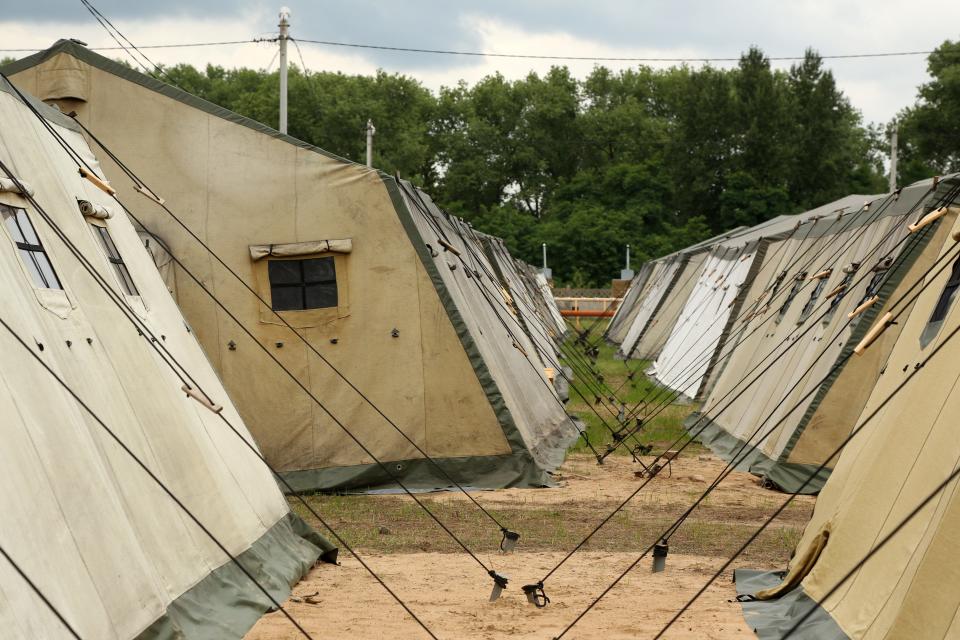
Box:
382 175 556 488
137 512 335 640
280 449 554 493
684 411 829 493
734 569 848 640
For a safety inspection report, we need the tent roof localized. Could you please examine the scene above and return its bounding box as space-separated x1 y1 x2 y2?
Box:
2 39 356 166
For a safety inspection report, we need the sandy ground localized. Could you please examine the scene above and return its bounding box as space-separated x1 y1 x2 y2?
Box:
246 454 813 639
246 551 753 640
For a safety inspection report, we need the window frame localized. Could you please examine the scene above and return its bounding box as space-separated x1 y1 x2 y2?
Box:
90 223 139 297
920 255 960 348
776 272 808 324
1 203 63 290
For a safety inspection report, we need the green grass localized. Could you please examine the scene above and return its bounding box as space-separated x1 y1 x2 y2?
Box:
560 318 705 457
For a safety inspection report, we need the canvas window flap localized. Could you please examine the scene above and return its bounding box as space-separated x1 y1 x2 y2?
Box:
249 238 352 261
0 177 34 197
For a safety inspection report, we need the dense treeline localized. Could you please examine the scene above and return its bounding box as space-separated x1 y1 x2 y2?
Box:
10 41 957 285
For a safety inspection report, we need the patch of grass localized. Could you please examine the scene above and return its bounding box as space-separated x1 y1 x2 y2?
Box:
560 319 705 457
290 492 808 566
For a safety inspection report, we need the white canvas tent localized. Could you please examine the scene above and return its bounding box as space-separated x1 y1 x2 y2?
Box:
0 76 334 639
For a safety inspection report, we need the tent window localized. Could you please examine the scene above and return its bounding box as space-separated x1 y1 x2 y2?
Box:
92 225 138 296
798 270 832 324
1 204 62 290
920 255 960 348
268 257 337 311
776 272 807 323
823 270 857 325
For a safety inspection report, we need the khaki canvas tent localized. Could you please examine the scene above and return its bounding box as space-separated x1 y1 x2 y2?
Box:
5 40 577 492
688 177 960 493
649 195 874 403
735 194 960 639
0 76 334 639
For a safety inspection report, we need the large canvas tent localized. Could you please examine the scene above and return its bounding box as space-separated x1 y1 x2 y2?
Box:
688 177 960 493
5 40 578 492
616 227 748 361
648 195 874 403
735 197 960 639
0 76 334 639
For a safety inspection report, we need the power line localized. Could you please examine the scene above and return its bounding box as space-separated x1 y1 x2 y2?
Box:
0 39 945 63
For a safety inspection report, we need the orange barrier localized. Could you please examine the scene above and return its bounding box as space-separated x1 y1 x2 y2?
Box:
561 309 615 318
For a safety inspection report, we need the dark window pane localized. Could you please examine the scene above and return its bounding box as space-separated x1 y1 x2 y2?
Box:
303 257 336 282
267 257 339 311
930 258 960 324
305 282 338 309
268 260 302 285
271 285 304 311
115 263 138 296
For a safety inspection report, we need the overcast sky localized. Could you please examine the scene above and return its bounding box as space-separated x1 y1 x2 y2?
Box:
3 1 958 125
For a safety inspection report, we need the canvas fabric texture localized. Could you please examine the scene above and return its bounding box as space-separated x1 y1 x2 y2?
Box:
0 77 330 639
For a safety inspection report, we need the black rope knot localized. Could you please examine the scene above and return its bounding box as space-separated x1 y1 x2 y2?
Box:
522 582 551 608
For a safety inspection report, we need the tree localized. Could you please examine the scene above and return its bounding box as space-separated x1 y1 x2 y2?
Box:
897 39 960 185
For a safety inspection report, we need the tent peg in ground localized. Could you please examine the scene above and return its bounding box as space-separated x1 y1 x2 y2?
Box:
489 570 509 602
522 582 551 607
500 529 520 553
653 539 669 573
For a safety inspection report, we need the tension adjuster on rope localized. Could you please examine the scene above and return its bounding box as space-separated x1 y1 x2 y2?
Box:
652 539 669 573
522 582 551 608
500 529 520 553
489 570 509 602
181 385 223 414
735 593 758 602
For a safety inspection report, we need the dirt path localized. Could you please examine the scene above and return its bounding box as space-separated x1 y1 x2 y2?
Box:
247 551 753 639
247 453 813 639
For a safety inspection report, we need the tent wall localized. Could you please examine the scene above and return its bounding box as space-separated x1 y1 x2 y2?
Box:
397 185 579 473
616 255 684 359
648 241 765 400
5 41 565 491
688 181 957 493
605 260 654 344
737 196 960 639
0 79 329 639
627 249 710 360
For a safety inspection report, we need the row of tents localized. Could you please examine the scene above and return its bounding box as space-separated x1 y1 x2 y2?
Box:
0 41 576 638
607 164 960 636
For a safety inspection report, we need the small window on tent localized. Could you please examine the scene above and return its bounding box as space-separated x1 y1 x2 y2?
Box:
91 225 138 296
822 264 859 325
920 255 960 348
776 272 807 324
1 204 62 290
798 270 832 324
268 257 338 311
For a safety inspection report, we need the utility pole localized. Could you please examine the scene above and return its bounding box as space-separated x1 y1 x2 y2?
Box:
542 243 551 280
366 119 376 167
278 7 290 134
889 121 898 193
621 244 634 280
